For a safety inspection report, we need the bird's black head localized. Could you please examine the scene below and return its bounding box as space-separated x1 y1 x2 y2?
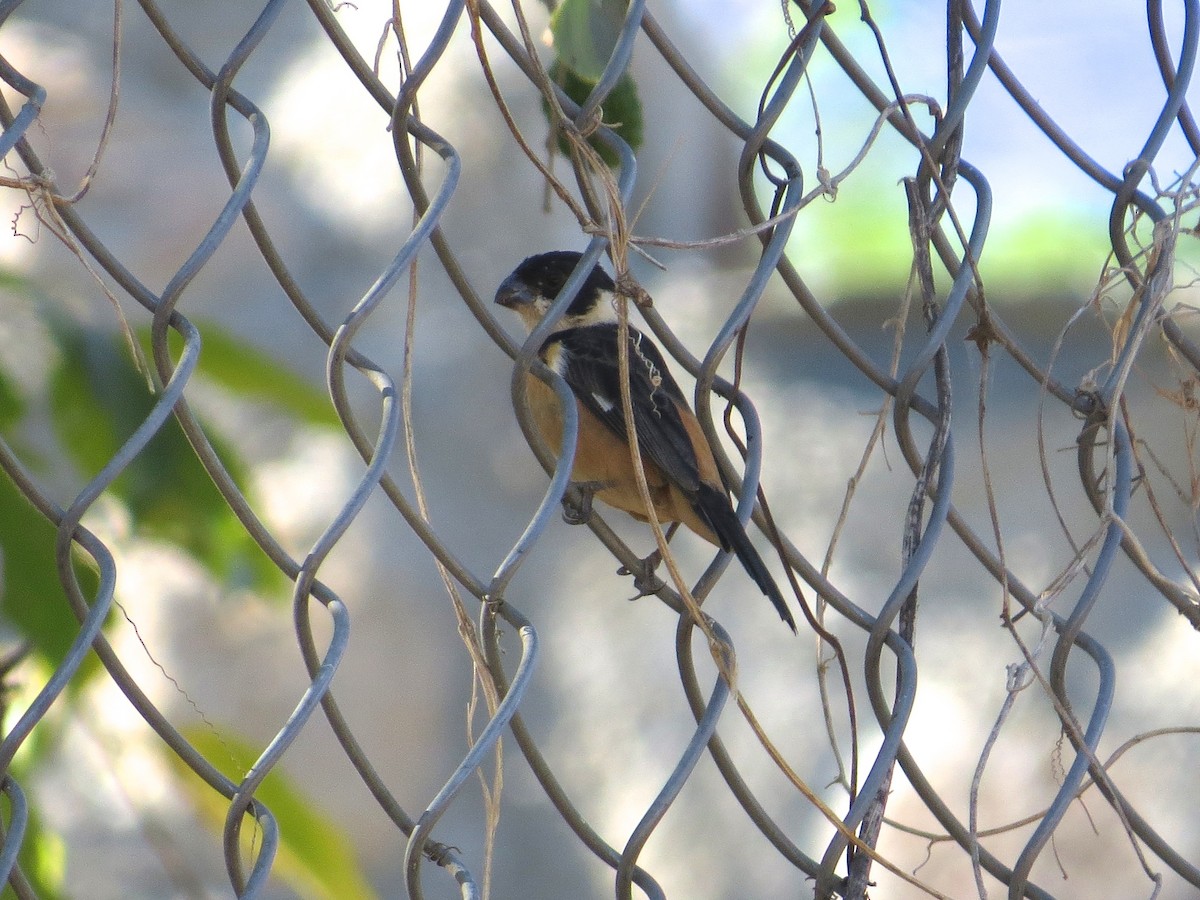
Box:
495 251 616 332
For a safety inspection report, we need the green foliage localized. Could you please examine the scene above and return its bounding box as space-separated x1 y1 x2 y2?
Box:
47 323 282 593
546 62 643 168
784 166 1109 298
0 349 105 679
15 811 65 900
2 732 68 900
0 820 66 900
174 728 378 900
0 313 338 677
1 352 108 676
0 473 102 681
544 0 643 167
155 325 339 430
549 0 627 81
0 368 23 430
0 293 353 893
975 208 1110 295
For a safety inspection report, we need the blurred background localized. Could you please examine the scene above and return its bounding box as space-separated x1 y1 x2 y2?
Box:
0 1 1199 898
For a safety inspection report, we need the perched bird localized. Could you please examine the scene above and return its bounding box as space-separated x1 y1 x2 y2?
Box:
495 250 796 632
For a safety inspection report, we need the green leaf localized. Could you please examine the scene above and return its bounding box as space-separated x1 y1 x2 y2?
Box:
172 728 378 900
544 0 643 167
47 323 281 594
0 367 24 431
0 779 67 900
0 472 103 682
1 725 69 900
549 0 628 82
47 327 124 478
546 62 644 167
147 323 338 430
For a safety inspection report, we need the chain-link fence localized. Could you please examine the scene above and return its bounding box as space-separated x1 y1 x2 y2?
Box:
0 0 1199 897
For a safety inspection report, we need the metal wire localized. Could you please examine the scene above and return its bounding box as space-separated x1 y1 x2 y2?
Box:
0 0 1198 897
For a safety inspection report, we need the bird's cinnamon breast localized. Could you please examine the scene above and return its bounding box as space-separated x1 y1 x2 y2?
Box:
521 372 719 544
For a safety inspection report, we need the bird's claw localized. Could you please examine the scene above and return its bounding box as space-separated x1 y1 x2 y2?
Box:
561 482 601 525
619 549 665 600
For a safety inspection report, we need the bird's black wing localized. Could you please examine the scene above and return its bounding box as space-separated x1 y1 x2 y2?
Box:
547 323 703 494
549 323 799 632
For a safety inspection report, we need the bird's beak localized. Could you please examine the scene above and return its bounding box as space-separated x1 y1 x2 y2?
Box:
495 275 535 309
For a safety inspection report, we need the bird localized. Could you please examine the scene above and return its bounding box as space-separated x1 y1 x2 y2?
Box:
495 250 796 632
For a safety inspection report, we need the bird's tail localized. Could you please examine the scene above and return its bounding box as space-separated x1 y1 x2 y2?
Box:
695 484 797 632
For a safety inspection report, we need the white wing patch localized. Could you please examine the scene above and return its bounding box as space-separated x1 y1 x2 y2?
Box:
591 391 615 412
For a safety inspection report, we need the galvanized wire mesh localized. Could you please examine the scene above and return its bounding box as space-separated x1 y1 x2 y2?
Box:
1 0 1199 897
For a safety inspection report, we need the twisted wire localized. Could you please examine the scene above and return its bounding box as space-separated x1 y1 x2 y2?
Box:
0 0 1196 897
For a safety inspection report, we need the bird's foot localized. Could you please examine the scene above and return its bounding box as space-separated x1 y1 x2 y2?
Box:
561 481 607 525
617 524 680 599
618 549 666 600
